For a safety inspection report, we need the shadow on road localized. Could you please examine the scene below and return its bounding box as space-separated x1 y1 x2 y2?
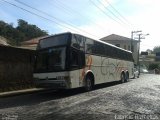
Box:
0 81 121 109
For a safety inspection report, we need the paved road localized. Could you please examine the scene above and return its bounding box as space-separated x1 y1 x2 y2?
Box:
0 74 160 120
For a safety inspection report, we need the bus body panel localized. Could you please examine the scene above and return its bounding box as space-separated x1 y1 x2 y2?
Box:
69 69 81 89
34 70 84 89
34 71 70 89
85 55 134 85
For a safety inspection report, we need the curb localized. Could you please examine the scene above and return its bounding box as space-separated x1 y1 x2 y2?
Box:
0 88 45 98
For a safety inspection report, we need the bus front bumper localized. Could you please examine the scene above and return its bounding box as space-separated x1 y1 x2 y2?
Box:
35 80 70 89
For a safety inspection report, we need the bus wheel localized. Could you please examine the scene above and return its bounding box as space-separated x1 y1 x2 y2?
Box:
125 73 129 82
121 73 125 83
85 76 93 91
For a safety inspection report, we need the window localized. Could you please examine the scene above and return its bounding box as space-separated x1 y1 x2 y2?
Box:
71 34 85 51
39 34 69 49
70 49 79 68
106 46 113 57
34 47 67 72
115 44 120 47
94 41 104 55
70 48 85 69
35 51 48 72
124 45 126 50
48 47 66 71
85 38 94 53
128 45 130 50
104 44 109 56
131 45 134 52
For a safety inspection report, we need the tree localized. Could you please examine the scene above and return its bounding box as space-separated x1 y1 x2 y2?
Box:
146 49 153 54
0 19 48 46
153 46 160 54
0 20 19 45
16 19 48 41
148 63 160 70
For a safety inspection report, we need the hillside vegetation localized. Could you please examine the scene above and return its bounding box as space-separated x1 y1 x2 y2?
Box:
0 19 48 46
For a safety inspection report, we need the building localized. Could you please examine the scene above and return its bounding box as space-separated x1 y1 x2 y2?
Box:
100 34 139 64
20 36 48 50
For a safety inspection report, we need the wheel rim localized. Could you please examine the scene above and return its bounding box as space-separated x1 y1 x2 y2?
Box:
86 78 92 91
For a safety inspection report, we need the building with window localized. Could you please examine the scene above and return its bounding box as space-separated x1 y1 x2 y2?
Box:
100 34 139 64
20 36 48 50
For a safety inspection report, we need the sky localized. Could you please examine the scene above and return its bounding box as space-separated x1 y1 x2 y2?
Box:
0 0 159 51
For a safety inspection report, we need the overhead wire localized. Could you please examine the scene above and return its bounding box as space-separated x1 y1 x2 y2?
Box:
0 0 101 39
14 0 101 38
96 0 127 26
89 0 126 27
0 0 80 33
52 0 108 32
1 0 138 39
51 1 74 17
105 0 132 26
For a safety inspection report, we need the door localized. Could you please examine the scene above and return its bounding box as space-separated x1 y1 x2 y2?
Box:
69 48 85 88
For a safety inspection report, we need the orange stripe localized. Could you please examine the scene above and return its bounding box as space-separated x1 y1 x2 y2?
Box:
88 56 92 70
80 55 92 81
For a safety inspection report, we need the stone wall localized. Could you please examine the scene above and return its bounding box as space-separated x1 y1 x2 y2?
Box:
0 46 35 92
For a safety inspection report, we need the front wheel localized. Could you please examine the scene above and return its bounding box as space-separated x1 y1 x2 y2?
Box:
85 77 93 91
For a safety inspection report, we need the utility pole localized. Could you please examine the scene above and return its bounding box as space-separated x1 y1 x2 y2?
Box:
137 33 149 75
131 31 142 52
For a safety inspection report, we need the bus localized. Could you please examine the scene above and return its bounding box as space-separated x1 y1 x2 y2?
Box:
34 32 134 91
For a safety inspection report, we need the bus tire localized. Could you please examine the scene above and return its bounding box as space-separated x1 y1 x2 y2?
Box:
85 76 93 91
125 72 129 82
121 73 125 83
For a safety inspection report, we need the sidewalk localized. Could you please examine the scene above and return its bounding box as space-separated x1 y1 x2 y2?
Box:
0 88 44 98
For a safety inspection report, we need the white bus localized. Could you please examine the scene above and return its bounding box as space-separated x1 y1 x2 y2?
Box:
34 32 134 91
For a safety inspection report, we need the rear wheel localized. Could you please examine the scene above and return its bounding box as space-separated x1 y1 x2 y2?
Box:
121 73 125 83
85 76 93 91
125 73 129 82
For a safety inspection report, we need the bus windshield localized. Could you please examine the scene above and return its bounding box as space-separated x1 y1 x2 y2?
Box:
38 34 69 49
34 47 66 72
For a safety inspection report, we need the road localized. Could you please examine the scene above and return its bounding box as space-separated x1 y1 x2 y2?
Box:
0 74 160 120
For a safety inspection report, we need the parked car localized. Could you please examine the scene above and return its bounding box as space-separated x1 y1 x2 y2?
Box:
133 68 139 79
140 68 149 73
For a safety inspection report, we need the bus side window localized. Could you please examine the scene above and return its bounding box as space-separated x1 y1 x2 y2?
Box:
70 48 85 69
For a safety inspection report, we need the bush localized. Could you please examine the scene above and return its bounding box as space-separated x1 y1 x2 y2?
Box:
148 63 160 70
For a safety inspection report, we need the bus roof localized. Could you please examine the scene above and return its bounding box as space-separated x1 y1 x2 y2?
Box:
72 32 132 54
39 32 132 54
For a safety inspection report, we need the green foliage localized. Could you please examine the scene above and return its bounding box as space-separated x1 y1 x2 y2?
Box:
0 19 48 46
17 19 48 40
153 46 160 54
148 63 160 70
